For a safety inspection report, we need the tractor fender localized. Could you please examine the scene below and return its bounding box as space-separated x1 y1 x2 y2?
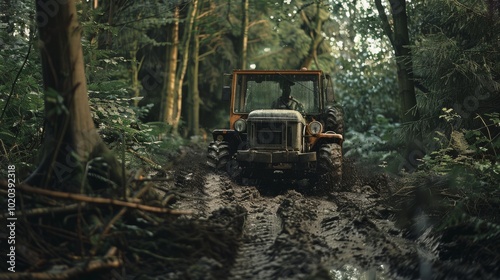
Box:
308 132 343 149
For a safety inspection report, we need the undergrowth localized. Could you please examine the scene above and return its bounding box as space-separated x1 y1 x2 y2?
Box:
393 108 500 268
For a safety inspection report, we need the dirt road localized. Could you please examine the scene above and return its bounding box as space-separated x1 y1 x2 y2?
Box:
132 146 494 279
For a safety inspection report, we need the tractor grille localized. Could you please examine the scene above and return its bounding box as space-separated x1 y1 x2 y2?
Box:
250 121 295 149
246 110 305 151
255 122 284 145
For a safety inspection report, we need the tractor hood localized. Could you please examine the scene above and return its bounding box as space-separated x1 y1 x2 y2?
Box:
245 110 306 151
247 109 306 125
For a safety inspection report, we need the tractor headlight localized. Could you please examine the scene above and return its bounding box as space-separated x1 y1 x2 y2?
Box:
308 121 323 135
234 119 247 132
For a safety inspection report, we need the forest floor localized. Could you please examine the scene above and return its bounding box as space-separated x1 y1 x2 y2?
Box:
1 144 498 279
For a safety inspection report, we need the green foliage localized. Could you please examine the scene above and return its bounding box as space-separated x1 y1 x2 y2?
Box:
343 114 400 166
45 88 69 117
422 109 499 179
412 0 500 133
89 91 185 170
392 109 500 265
326 1 401 164
415 109 500 237
0 0 189 179
0 11 44 177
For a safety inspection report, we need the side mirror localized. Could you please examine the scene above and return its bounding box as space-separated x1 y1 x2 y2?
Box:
222 86 231 101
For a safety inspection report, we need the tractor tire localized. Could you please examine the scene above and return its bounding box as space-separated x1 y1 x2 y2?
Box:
207 141 232 170
325 106 344 135
317 143 343 184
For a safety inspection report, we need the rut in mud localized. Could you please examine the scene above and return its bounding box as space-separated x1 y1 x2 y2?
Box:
161 147 420 280
189 174 424 280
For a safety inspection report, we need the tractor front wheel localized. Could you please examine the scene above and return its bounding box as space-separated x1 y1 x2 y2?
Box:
315 143 343 190
207 141 231 170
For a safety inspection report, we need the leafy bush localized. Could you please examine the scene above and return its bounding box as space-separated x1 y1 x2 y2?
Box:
399 108 500 263
343 114 400 167
421 109 499 186
0 32 44 178
89 91 186 171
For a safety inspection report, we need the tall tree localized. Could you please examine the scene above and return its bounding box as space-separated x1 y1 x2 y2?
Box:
173 0 199 131
160 5 179 126
259 0 334 70
27 0 120 189
158 0 199 132
375 0 419 123
187 21 201 137
239 0 249 69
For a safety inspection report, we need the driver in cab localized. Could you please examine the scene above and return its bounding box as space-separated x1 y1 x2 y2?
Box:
272 81 304 112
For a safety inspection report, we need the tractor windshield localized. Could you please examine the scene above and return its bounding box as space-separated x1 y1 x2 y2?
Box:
233 73 320 114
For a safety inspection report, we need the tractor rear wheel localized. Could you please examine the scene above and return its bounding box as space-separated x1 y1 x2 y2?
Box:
207 141 231 170
325 106 344 135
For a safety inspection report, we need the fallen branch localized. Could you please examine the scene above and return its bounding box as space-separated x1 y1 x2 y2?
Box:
127 149 164 170
0 256 121 280
133 177 175 182
0 203 87 219
439 191 465 200
0 181 192 215
101 183 153 235
129 246 184 262
390 185 416 197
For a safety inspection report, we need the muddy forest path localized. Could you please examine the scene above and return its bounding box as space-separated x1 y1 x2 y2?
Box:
162 146 484 280
198 173 427 280
171 154 428 280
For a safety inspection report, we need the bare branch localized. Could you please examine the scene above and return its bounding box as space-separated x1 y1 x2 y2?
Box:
374 0 396 52
0 181 192 215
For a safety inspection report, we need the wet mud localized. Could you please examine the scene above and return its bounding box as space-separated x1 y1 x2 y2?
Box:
133 146 496 280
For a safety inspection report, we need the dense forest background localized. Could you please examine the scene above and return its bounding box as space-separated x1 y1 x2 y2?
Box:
0 0 499 266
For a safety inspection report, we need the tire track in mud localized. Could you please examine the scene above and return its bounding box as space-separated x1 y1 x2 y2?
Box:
227 185 338 279
166 150 490 280
199 174 327 279
317 187 426 279
198 170 428 280
228 186 282 279
202 173 233 217
198 172 288 279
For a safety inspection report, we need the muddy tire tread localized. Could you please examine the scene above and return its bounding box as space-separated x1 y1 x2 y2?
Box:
317 143 343 182
325 106 344 135
207 141 232 170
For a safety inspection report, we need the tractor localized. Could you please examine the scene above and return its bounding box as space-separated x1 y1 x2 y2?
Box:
207 69 344 186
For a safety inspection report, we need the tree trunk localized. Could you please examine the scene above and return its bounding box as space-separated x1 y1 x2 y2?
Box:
187 26 200 137
375 0 422 168
375 0 419 123
239 0 249 69
27 0 120 190
297 2 327 69
160 6 179 125
173 0 199 132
